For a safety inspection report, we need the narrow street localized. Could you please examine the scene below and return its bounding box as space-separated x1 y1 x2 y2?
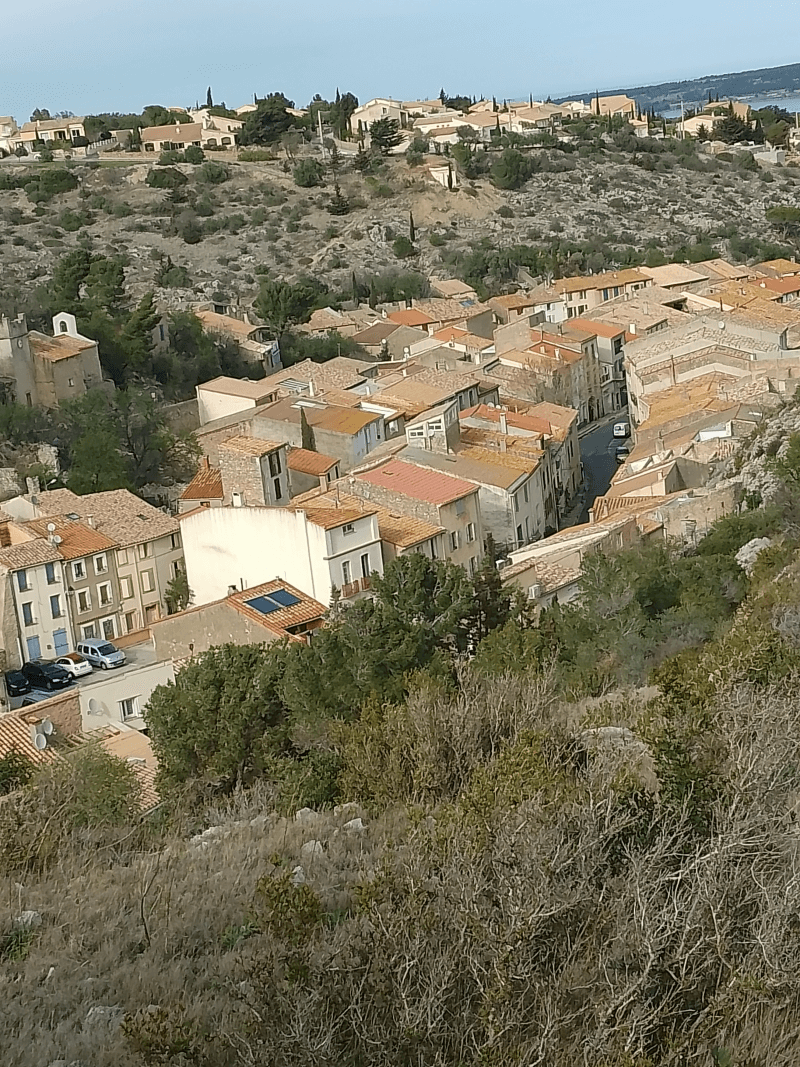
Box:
574 418 626 526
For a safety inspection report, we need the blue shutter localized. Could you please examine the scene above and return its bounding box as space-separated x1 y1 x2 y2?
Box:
26 635 41 660
53 628 68 655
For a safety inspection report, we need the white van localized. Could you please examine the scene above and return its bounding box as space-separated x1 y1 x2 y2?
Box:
76 640 126 670
613 421 630 439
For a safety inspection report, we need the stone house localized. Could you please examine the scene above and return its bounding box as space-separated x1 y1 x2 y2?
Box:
0 312 106 408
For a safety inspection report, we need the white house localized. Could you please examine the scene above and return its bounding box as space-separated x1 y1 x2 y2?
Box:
180 495 383 607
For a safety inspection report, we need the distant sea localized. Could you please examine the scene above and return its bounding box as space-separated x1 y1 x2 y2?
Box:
662 93 800 118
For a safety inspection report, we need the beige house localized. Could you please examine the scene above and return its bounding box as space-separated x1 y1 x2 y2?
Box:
0 116 19 154
591 95 637 119
141 116 241 152
350 98 410 137
4 489 185 633
10 117 87 151
554 269 651 318
195 310 281 371
351 458 484 575
0 312 106 409
196 376 278 425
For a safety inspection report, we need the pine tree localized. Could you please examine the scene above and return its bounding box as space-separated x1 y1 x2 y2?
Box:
469 534 511 644
409 211 415 243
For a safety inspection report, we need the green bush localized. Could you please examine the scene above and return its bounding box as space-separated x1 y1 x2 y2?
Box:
196 161 230 184
392 235 416 259
146 167 188 190
293 159 324 187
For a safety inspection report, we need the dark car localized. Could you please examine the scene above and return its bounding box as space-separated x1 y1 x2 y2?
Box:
21 660 72 691
5 670 31 697
615 445 631 463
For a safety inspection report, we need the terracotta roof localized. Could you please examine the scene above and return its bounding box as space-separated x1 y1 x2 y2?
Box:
756 258 800 277
0 715 60 766
297 504 375 530
181 463 224 501
24 517 116 560
0 537 62 570
270 357 373 392
195 310 261 343
488 292 541 311
429 279 477 299
404 445 536 490
228 577 326 635
95 726 160 811
287 448 339 476
570 318 627 339
351 321 400 345
219 435 283 457
373 505 443 548
387 308 434 328
141 122 203 141
759 277 800 295
695 259 753 281
640 264 710 287
27 332 94 362
554 269 650 295
198 376 277 401
34 489 178 549
357 459 478 506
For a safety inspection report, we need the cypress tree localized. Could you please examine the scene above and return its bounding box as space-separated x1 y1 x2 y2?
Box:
206 86 213 108
409 211 415 243
300 408 315 451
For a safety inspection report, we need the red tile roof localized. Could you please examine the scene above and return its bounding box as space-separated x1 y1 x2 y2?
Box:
387 308 434 328
357 459 478 506
287 448 339 476
181 463 224 501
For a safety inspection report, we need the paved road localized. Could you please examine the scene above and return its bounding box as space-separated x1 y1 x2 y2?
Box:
576 420 626 525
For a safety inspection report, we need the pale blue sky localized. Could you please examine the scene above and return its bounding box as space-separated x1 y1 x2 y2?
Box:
3 0 799 121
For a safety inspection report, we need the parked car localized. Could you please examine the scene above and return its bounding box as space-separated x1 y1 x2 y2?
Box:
5 670 31 697
20 691 57 706
615 445 632 462
613 421 630 439
76 639 126 670
54 652 93 678
21 660 72 691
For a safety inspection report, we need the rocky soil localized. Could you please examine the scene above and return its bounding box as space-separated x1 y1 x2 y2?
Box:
0 145 798 318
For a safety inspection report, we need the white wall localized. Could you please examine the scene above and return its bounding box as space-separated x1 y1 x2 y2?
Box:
11 561 73 664
196 389 255 426
79 659 176 733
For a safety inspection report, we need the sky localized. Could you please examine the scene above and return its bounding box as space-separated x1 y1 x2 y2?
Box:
3 0 800 121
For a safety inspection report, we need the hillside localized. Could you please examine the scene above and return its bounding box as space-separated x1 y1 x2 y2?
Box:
563 60 800 113
4 396 800 1064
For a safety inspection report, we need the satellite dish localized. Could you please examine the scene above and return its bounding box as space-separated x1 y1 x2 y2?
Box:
40 718 53 736
34 733 47 751
88 698 99 714
46 522 56 533
52 535 62 544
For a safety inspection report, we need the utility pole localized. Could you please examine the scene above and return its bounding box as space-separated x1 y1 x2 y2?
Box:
680 97 685 140
318 107 327 161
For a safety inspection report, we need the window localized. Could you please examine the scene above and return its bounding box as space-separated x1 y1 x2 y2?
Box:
120 576 134 599
450 531 459 551
273 477 282 501
141 569 155 594
466 523 476 543
171 560 182 579
82 623 98 640
124 610 139 633
513 493 520 513
430 538 438 559
16 570 29 592
170 533 180 551
469 557 478 577
360 553 370 578
45 562 57 584
22 602 34 626
68 377 75 388
523 484 529 504
72 560 86 581
50 595 62 619
119 697 139 721
138 543 151 560
94 553 108 575
98 582 113 607
342 523 355 535
516 524 523 544
117 548 129 566
342 559 351 585
268 451 282 477
77 589 91 613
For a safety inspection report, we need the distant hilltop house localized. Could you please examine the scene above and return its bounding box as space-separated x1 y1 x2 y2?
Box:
7 116 87 153
590 94 637 119
140 114 242 152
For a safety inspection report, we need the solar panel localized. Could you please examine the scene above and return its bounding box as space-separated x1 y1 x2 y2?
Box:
246 595 281 615
266 588 301 608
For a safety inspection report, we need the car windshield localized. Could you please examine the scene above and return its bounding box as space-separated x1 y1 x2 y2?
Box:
97 644 117 655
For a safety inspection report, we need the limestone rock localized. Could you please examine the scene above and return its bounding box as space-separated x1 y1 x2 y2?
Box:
84 1005 124 1032
301 840 324 858
344 817 365 832
735 537 773 575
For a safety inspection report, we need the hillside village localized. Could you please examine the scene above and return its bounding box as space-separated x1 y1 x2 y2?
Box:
6 74 800 1066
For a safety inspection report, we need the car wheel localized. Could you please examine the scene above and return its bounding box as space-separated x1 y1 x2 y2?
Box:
101 662 108 670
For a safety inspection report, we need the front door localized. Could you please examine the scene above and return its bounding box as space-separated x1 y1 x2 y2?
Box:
26 635 41 660
102 618 116 640
53 628 68 655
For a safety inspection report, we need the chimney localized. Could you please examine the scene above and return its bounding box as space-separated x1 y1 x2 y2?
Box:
499 412 508 434
402 367 408 377
86 516 94 527
202 456 210 470
308 379 315 397
629 323 637 336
